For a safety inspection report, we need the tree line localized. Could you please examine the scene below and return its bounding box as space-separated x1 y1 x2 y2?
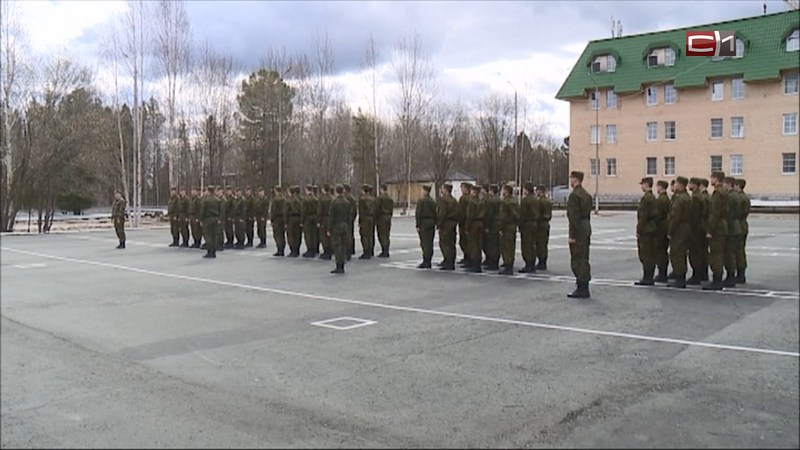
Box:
0 0 568 232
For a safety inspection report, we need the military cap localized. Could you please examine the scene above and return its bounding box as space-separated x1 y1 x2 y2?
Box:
380 184 388 191
257 186 266 191
502 184 514 193
700 178 709 187
523 182 534 192
422 184 432 192
323 183 331 191
461 183 472 190
640 177 653 186
114 188 122 194
334 184 344 194
675 176 689 186
179 186 187 191
723 176 736 185
274 185 283 192
361 183 372 191
656 180 669 189
207 185 216 192
488 184 499 193
235 186 242 191
305 184 313 190
442 183 453 192
170 186 177 191
570 171 584 182
536 185 547 192
735 179 746 189
688 177 699 186
710 170 726 180
342 183 351 191
225 186 233 191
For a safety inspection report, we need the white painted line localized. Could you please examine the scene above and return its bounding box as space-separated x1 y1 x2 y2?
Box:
2 246 797 359
311 316 377 331
13 263 47 269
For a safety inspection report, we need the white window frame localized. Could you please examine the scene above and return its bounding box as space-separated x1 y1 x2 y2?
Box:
710 155 723 173
590 158 599 176
665 48 675 66
735 39 745 58
784 113 799 135
664 84 676 104
646 157 657 176
606 124 617 144
664 156 675 176
731 78 744 100
730 154 743 176
783 153 797 175
646 86 658 105
646 122 657 141
730 117 744 138
590 91 599 110
710 118 723 139
664 121 676 141
590 125 599 144
606 90 617 108
785 73 799 95
606 55 616 72
606 158 617 177
711 81 724 101
787 30 799 52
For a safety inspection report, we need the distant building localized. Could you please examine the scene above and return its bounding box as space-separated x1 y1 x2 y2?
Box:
556 11 800 202
383 168 477 205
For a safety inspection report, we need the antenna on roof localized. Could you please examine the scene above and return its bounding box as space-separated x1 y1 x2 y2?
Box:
611 16 623 38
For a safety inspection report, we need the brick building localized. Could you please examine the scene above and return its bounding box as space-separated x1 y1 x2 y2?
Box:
556 10 800 202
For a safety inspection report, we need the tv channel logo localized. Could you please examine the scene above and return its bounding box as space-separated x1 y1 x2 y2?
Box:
686 31 736 57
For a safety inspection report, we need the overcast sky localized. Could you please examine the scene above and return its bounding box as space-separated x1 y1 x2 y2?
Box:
12 0 790 139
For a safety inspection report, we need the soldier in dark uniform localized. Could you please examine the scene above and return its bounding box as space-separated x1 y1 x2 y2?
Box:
518 182 539 273
328 184 351 274
312 185 322 255
535 185 552 270
358 184 376 259
483 184 501 271
465 184 485 273
376 184 394 257
415 184 437 268
201 185 221 258
318 184 333 260
635 177 657 285
667 177 691 288
734 179 750 284
254 186 269 248
457 183 472 266
687 178 708 285
178 187 191 247
224 187 235 248
189 187 203 248
111 189 127 249
168 187 179 247
343 184 357 259
703 171 729 291
216 186 226 252
498 184 519 275
244 186 256 247
270 186 286 256
437 183 458 270
654 180 671 282
301 185 319 257
697 179 711 281
567 171 592 298
285 186 303 257
232 188 245 249
722 177 741 288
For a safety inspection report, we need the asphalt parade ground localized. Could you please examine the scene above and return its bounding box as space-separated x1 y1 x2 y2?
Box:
1 211 798 448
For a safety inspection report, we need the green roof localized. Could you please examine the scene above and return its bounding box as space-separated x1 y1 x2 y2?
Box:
556 10 800 100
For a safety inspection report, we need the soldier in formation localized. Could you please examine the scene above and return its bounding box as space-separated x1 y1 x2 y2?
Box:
376 184 394 258
567 171 592 298
415 185 437 269
497 184 518 276
534 185 552 271
201 185 221 258
436 183 459 271
255 187 269 248
327 184 351 274
358 184 376 259
482 184 501 271
168 187 180 247
318 184 333 260
270 186 286 256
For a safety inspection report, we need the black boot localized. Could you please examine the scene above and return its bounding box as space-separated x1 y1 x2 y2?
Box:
211 250 216 258
180 241 189 248
203 250 214 258
485 262 499 271
722 272 737 288
417 260 432 269
498 265 514 276
288 250 299 257
169 239 179 247
330 263 345 274
358 253 371 260
518 264 533 273
654 267 668 283
700 265 709 281
703 274 724 291
686 272 702 285
668 274 687 289
257 241 266 248
469 262 483 273
439 260 455 271
667 271 676 280
735 268 746 284
535 261 547 271
634 269 655 286
378 250 389 258
568 281 590 298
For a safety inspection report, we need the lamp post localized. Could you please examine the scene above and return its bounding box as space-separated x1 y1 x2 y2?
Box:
504 80 520 204
588 71 600 215
276 66 292 187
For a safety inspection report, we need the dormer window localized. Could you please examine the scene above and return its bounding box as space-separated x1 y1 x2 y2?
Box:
788 29 799 52
591 54 617 73
735 38 745 58
647 47 675 68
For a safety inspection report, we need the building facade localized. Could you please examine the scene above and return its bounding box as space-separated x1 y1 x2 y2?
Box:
556 11 800 201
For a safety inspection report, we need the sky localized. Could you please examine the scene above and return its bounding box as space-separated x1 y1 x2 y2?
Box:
10 0 791 140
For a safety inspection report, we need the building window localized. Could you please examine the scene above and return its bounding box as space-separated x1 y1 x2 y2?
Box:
664 84 676 104
606 124 617 144
735 39 745 58
731 78 744 100
590 91 599 110
590 125 599 144
665 48 675 66
710 118 723 139
710 155 723 173
590 158 599 176
606 90 617 108
606 158 617 176
664 156 675 176
646 157 657 176
730 154 743 176
784 113 799 135
785 73 799 94
711 81 723 101
592 54 617 73
606 55 616 72
664 121 676 140
783 153 797 174
730 117 744 138
646 122 657 141
788 30 799 52
646 86 658 105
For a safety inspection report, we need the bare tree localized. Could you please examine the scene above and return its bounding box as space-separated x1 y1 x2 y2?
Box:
391 32 435 213
99 20 129 206
424 100 468 192
363 34 381 189
474 92 514 183
155 0 191 191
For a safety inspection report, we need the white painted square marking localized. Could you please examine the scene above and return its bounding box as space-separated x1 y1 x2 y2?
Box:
13 263 47 269
311 316 377 331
